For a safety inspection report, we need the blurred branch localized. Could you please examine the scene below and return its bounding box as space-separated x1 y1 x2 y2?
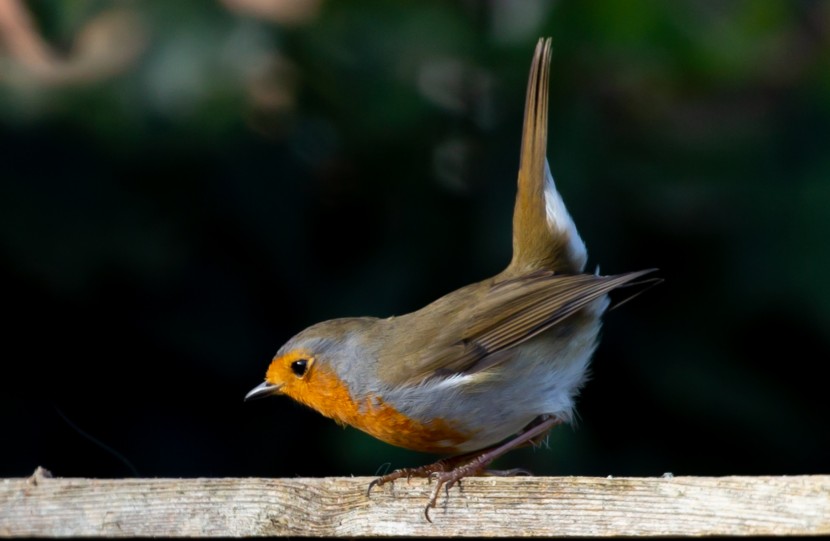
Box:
0 0 146 86
0 0 56 77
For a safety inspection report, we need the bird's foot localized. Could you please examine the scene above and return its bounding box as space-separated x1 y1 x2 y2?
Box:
367 457 459 496
423 460 531 522
367 415 562 521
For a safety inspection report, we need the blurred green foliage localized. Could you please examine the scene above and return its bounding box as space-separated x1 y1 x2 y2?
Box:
2 0 828 479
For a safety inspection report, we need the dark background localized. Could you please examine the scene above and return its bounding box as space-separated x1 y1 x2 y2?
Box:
3 1 829 480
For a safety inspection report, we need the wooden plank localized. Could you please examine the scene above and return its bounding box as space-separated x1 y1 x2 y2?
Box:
1 470 828 537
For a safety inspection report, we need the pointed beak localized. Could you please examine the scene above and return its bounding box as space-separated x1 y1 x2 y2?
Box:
244 381 282 401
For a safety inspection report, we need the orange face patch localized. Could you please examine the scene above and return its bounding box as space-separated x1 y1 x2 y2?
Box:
266 352 470 454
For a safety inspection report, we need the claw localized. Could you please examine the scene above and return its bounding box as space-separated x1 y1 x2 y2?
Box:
424 503 434 523
425 479 444 523
366 478 381 497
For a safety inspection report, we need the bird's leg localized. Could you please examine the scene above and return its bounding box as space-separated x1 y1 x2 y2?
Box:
367 415 562 521
422 415 562 522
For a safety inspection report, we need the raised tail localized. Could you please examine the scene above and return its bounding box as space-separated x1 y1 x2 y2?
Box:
507 38 587 276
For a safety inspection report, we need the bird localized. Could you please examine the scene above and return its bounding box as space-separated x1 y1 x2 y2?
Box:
246 37 655 521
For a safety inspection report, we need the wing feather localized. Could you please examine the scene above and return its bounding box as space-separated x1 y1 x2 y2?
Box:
391 269 655 385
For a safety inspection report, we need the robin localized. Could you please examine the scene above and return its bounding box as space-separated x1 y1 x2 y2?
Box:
247 38 655 521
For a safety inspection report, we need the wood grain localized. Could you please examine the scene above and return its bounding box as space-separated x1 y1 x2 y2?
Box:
2 471 828 537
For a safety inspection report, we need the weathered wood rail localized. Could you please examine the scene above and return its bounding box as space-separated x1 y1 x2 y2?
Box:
1 470 828 536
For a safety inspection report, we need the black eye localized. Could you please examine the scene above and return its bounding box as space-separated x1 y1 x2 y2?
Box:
290 359 308 377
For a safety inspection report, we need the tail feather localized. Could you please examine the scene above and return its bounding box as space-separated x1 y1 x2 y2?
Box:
508 38 587 275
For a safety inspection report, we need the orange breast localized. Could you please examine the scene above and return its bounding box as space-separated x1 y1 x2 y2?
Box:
273 363 471 454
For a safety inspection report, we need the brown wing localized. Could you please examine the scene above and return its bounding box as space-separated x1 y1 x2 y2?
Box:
388 269 654 385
